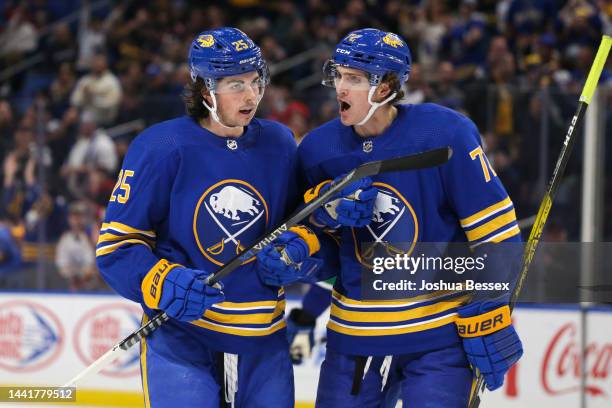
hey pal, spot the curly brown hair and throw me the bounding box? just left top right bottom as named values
left=182, top=78, right=210, bottom=120
left=381, top=73, right=405, bottom=105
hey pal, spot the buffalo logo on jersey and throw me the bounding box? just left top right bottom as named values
left=197, top=34, right=215, bottom=47
left=353, top=182, right=418, bottom=267
left=382, top=33, right=404, bottom=48
left=193, top=180, right=269, bottom=266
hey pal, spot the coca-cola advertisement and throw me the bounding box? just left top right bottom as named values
left=482, top=307, right=611, bottom=408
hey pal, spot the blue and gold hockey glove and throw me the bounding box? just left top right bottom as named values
left=257, top=226, right=323, bottom=286
left=141, top=260, right=225, bottom=322
left=305, top=175, right=378, bottom=229
left=286, top=308, right=316, bottom=364
left=456, top=301, right=523, bottom=391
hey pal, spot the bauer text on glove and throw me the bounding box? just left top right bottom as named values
left=141, top=259, right=225, bottom=322
left=456, top=301, right=523, bottom=391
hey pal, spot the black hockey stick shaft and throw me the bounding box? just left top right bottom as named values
left=205, top=146, right=452, bottom=285
left=65, top=147, right=452, bottom=386
left=469, top=35, right=611, bottom=408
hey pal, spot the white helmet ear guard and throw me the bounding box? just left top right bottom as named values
left=356, top=85, right=397, bottom=126
left=201, top=91, right=241, bottom=130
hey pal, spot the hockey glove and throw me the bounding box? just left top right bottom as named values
left=456, top=301, right=523, bottom=391
left=257, top=226, right=323, bottom=286
left=141, top=260, right=225, bottom=322
left=305, top=175, right=378, bottom=229
left=286, top=308, right=316, bottom=364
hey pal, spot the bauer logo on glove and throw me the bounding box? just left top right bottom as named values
left=456, top=304, right=511, bottom=337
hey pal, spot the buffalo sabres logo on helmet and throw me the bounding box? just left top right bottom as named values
left=194, top=180, right=268, bottom=266
left=382, top=33, right=404, bottom=48
left=353, top=182, right=418, bottom=266
left=345, top=33, right=363, bottom=43
left=197, top=34, right=215, bottom=48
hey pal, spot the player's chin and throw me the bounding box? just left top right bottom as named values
left=339, top=111, right=359, bottom=126
left=234, top=112, right=255, bottom=126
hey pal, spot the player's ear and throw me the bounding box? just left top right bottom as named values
left=374, top=82, right=392, bottom=102
left=202, top=89, right=213, bottom=106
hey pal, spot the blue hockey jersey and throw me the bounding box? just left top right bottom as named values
left=96, top=116, right=298, bottom=354
left=298, top=103, right=521, bottom=356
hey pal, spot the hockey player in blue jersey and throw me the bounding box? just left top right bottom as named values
left=297, top=28, right=524, bottom=407
left=96, top=27, right=323, bottom=408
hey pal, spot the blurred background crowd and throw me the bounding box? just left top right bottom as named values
left=0, top=0, right=611, bottom=295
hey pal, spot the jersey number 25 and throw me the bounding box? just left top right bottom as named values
left=110, top=169, right=134, bottom=203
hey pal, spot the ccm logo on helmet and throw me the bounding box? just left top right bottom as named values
left=336, top=48, right=350, bottom=55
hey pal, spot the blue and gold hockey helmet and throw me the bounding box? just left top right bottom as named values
left=188, top=27, right=270, bottom=92
left=323, top=28, right=412, bottom=89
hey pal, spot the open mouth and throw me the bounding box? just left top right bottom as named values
left=239, top=108, right=254, bottom=115
left=339, top=101, right=351, bottom=112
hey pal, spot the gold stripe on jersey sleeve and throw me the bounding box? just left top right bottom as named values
left=327, top=313, right=457, bottom=336
left=213, top=300, right=280, bottom=310
left=332, top=289, right=459, bottom=307
left=464, top=209, right=517, bottom=242
left=204, top=300, right=285, bottom=325
left=191, top=318, right=286, bottom=336
left=490, top=224, right=521, bottom=243
left=97, top=232, right=155, bottom=247
left=330, top=296, right=468, bottom=323
left=460, top=197, right=512, bottom=228
left=101, top=221, right=156, bottom=238
left=95, top=239, right=151, bottom=257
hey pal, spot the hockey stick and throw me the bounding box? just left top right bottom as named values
left=468, top=35, right=612, bottom=408
left=62, top=146, right=453, bottom=387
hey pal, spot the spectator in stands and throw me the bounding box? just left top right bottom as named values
left=0, top=6, right=38, bottom=60
left=431, top=61, right=466, bottom=110
left=558, top=0, right=603, bottom=54
left=506, top=0, right=556, bottom=40
left=42, top=23, right=77, bottom=71
left=0, top=101, right=15, bottom=158
left=55, top=201, right=98, bottom=291
left=76, top=16, right=108, bottom=71
left=402, top=64, right=432, bottom=104
left=401, top=0, right=449, bottom=78
left=1, top=124, right=48, bottom=221
left=467, top=43, right=520, bottom=135
left=61, top=111, right=117, bottom=200
left=260, top=34, right=287, bottom=65
left=49, top=62, right=76, bottom=118
left=70, top=53, right=122, bottom=125
left=440, top=0, right=488, bottom=80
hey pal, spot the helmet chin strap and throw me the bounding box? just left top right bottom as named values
left=202, top=89, right=265, bottom=130
left=356, top=86, right=397, bottom=126
left=202, top=91, right=240, bottom=129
